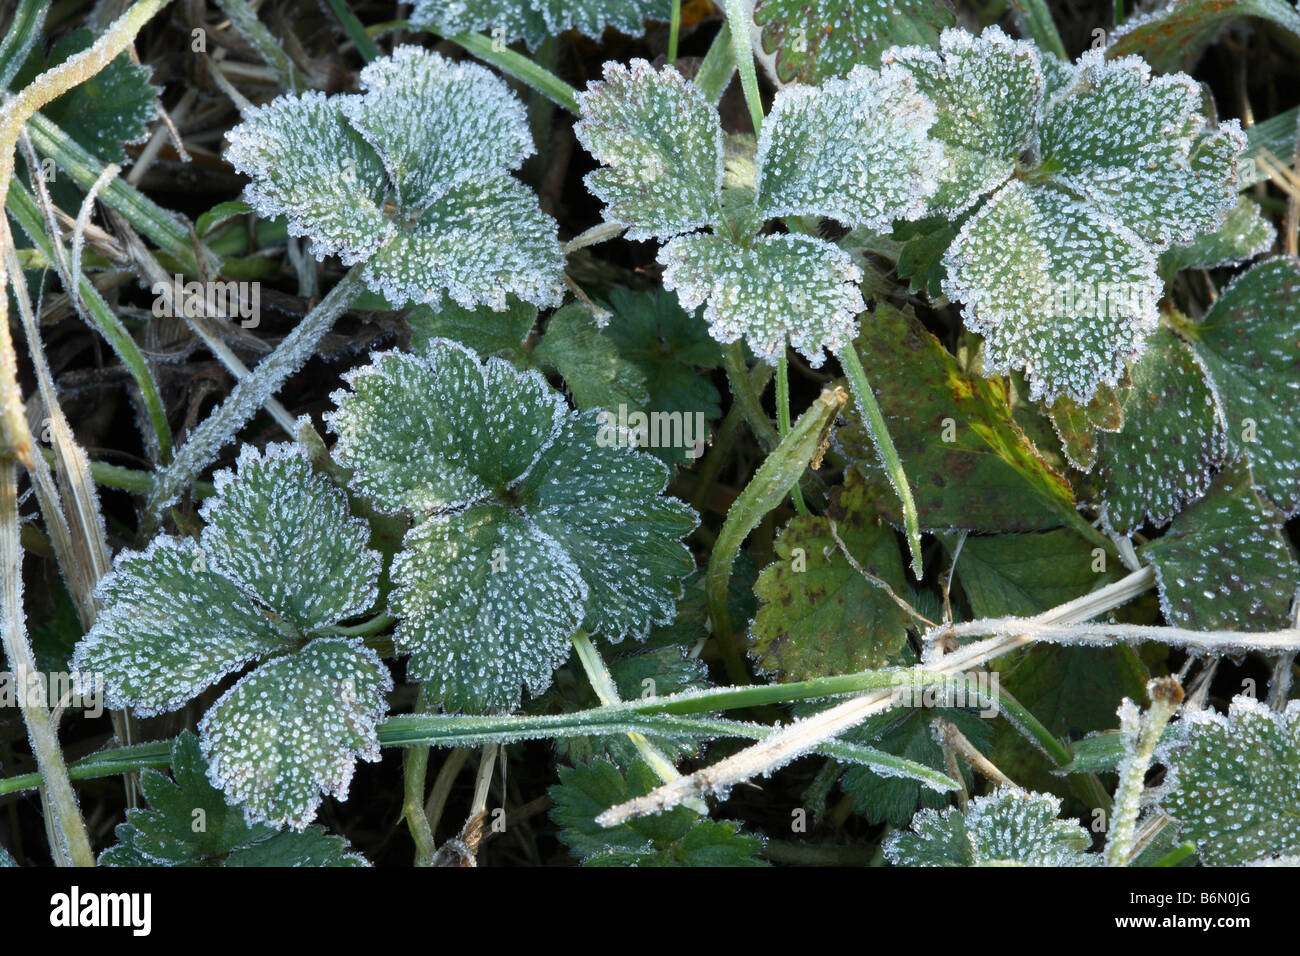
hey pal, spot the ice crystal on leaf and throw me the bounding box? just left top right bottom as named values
left=327, top=341, right=697, bottom=713
left=1159, top=197, right=1275, bottom=278
left=876, top=28, right=1246, bottom=402
left=576, top=58, right=940, bottom=363
left=225, top=47, right=563, bottom=310
left=73, top=445, right=389, bottom=829
left=884, top=786, right=1095, bottom=866
left=101, top=733, right=367, bottom=867
left=410, top=0, right=672, bottom=51
left=1161, top=696, right=1300, bottom=865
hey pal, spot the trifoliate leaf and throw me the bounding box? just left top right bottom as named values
left=1180, top=256, right=1300, bottom=515
left=943, top=179, right=1162, bottom=404
left=1162, top=696, right=1300, bottom=865
left=410, top=0, right=672, bottom=51
left=18, top=30, right=156, bottom=163
left=407, top=296, right=537, bottom=360
left=750, top=473, right=910, bottom=681
left=884, top=786, right=1095, bottom=866
left=1089, top=327, right=1227, bottom=534
left=72, top=537, right=285, bottom=716
left=533, top=304, right=652, bottom=412
left=881, top=25, right=1042, bottom=217
left=660, top=231, right=864, bottom=366
left=1139, top=459, right=1300, bottom=630
left=1107, top=0, right=1300, bottom=72
left=550, top=759, right=765, bottom=866
left=575, top=60, right=724, bottom=241
left=225, top=47, right=563, bottom=309
left=198, top=445, right=380, bottom=633
left=839, top=304, right=1076, bottom=532
left=753, top=0, right=954, bottom=84
left=328, top=342, right=696, bottom=712
left=1159, top=197, right=1275, bottom=279
left=199, top=638, right=391, bottom=830
left=1038, top=52, right=1244, bottom=252
left=754, top=63, right=943, bottom=229
left=1046, top=380, right=1127, bottom=473
left=99, top=732, right=367, bottom=867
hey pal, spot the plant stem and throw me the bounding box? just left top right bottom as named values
left=0, top=461, right=95, bottom=865
left=668, top=0, right=682, bottom=64
left=774, top=354, right=809, bottom=516
left=722, top=341, right=778, bottom=450
left=721, top=0, right=764, bottom=134
left=694, top=22, right=736, bottom=104
left=446, top=33, right=579, bottom=113
left=402, top=691, right=437, bottom=866
left=836, top=344, right=923, bottom=577
left=322, top=0, right=381, bottom=61
left=213, top=0, right=306, bottom=91
left=1105, top=678, right=1183, bottom=867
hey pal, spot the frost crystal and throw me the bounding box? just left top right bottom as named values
left=884, top=786, right=1096, bottom=866
left=1161, top=696, right=1300, bottom=865
left=225, top=46, right=563, bottom=310
left=327, top=341, right=697, bottom=713
left=72, top=444, right=389, bottom=829
left=409, top=0, right=672, bottom=51
left=878, top=27, right=1246, bottom=403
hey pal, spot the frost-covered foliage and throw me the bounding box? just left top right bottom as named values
left=575, top=58, right=941, bottom=364
left=884, top=787, right=1096, bottom=866
left=225, top=46, right=564, bottom=310
left=881, top=26, right=1245, bottom=402
left=72, top=445, right=390, bottom=830
left=326, top=339, right=697, bottom=713
left=410, top=0, right=673, bottom=50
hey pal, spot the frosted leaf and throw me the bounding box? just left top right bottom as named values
left=1161, top=696, right=1300, bottom=865
left=198, top=444, right=380, bottom=633
left=1090, top=327, right=1227, bottom=534
left=72, top=537, right=285, bottom=716
left=360, top=174, right=565, bottom=310
left=199, top=637, right=391, bottom=830
left=575, top=60, right=724, bottom=241
left=1107, top=0, right=1300, bottom=72
left=328, top=341, right=698, bottom=712
left=225, top=91, right=394, bottom=265
left=881, top=26, right=1043, bottom=217
left=100, top=732, right=367, bottom=867
left=1038, top=51, right=1244, bottom=251
left=754, top=63, right=943, bottom=229
left=327, top=345, right=566, bottom=515
left=660, top=232, right=864, bottom=367
left=884, top=786, right=1095, bottom=866
left=1182, top=256, right=1300, bottom=514
left=942, top=180, right=1161, bottom=403
left=752, top=0, right=954, bottom=84
left=1139, top=458, right=1300, bottom=630
left=409, top=0, right=672, bottom=51
left=531, top=304, right=652, bottom=412
left=518, top=412, right=697, bottom=640
left=1159, top=197, right=1276, bottom=278
left=1039, top=52, right=1076, bottom=103
left=341, top=46, right=533, bottom=212
left=224, top=48, right=563, bottom=310
left=391, top=506, right=587, bottom=713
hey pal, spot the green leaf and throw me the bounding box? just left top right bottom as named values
left=407, top=296, right=537, bottom=359
left=1140, top=459, right=1300, bottom=630
left=99, top=732, right=366, bottom=866
left=952, top=529, right=1117, bottom=619
left=891, top=215, right=962, bottom=297
left=1162, top=695, right=1300, bottom=865
left=1046, top=380, right=1126, bottom=473
left=1088, top=327, right=1227, bottom=534
left=1180, top=256, right=1300, bottom=515
left=753, top=0, right=954, bottom=84
left=660, top=231, right=865, bottom=366
left=1107, top=0, right=1300, bottom=72
left=574, top=60, right=724, bottom=241
left=329, top=343, right=697, bottom=712
left=750, top=473, right=910, bottom=681
left=841, top=304, right=1076, bottom=533
left=0, top=0, right=46, bottom=92
left=754, top=62, right=943, bottom=230
left=882, top=25, right=1042, bottom=217
left=410, top=0, right=672, bottom=50
left=943, top=179, right=1162, bottom=404
left=199, top=638, right=391, bottom=830
left=198, top=445, right=380, bottom=633
left=533, top=304, right=651, bottom=412
left=550, top=759, right=766, bottom=866
left=18, top=30, right=156, bottom=163
left=884, top=786, right=1096, bottom=866
left=1159, top=197, right=1276, bottom=279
